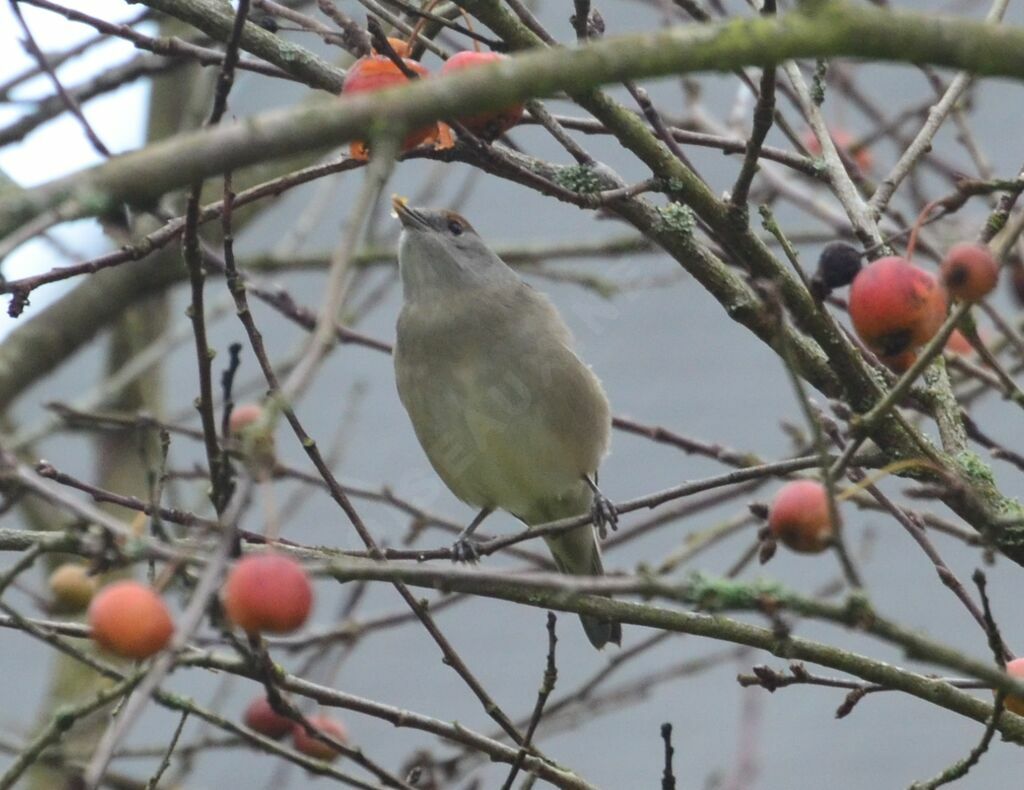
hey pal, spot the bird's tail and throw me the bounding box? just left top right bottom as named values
left=543, top=525, right=622, bottom=650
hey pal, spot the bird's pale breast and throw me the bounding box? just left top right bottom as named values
left=394, top=283, right=610, bottom=524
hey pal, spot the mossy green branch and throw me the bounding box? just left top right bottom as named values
left=138, top=0, right=346, bottom=91
left=4, top=2, right=1024, bottom=240
left=455, top=0, right=1024, bottom=565
left=323, top=559, right=1024, bottom=740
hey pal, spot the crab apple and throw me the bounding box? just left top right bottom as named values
left=292, top=715, right=349, bottom=761
left=49, top=562, right=98, bottom=612
left=440, top=51, right=524, bottom=140
left=802, top=127, right=873, bottom=173
left=849, top=256, right=948, bottom=357
left=244, top=696, right=294, bottom=739
left=88, top=581, right=174, bottom=659
left=223, top=553, right=313, bottom=635
left=940, top=242, right=999, bottom=302
left=341, top=55, right=443, bottom=159
left=1004, top=658, right=1024, bottom=715
left=768, top=480, right=834, bottom=553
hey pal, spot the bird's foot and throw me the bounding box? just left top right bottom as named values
left=451, top=535, right=481, bottom=564
left=591, top=492, right=619, bottom=541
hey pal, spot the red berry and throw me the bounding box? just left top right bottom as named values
left=802, top=127, right=873, bottom=173
left=292, top=715, right=349, bottom=761
left=440, top=51, right=524, bottom=140
left=341, top=56, right=439, bottom=158
left=89, top=581, right=174, bottom=659
left=940, top=242, right=998, bottom=303
left=849, top=256, right=948, bottom=357
left=768, top=480, right=834, bottom=554
left=244, top=696, right=294, bottom=739
left=1004, top=658, right=1024, bottom=716
left=223, top=554, right=313, bottom=634
left=945, top=329, right=973, bottom=357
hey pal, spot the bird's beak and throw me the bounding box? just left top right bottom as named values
left=391, top=195, right=429, bottom=230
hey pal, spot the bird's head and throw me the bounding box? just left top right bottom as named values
left=392, top=197, right=516, bottom=300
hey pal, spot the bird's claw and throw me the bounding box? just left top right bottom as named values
left=592, top=493, right=619, bottom=540
left=451, top=536, right=481, bottom=564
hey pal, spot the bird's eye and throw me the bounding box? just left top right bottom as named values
left=447, top=219, right=464, bottom=236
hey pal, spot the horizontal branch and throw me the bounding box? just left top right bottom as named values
left=322, top=559, right=1024, bottom=739
left=3, top=1, right=1024, bottom=241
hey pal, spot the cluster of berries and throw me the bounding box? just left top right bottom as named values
left=812, top=236, right=998, bottom=372
left=764, top=228, right=999, bottom=556
left=55, top=547, right=347, bottom=762
left=341, top=39, right=525, bottom=159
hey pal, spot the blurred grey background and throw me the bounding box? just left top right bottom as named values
left=2, top=0, right=1024, bottom=787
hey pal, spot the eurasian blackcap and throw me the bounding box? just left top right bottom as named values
left=392, top=198, right=621, bottom=649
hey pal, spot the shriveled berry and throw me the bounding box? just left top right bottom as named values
left=811, top=241, right=862, bottom=298
left=49, top=563, right=98, bottom=612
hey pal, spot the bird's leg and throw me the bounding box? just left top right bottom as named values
left=452, top=507, right=493, bottom=563
left=584, top=473, right=618, bottom=540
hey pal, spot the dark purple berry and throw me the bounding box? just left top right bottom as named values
left=810, top=242, right=863, bottom=298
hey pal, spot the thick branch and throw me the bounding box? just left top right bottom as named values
left=4, top=2, right=1024, bottom=240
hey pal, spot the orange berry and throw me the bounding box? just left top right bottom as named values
left=292, top=715, right=348, bottom=761
left=381, top=37, right=412, bottom=58
left=440, top=51, right=524, bottom=140
left=1004, top=658, right=1024, bottom=715
left=48, top=563, right=97, bottom=612
left=940, top=242, right=998, bottom=303
left=341, top=55, right=437, bottom=159
left=223, top=554, right=313, bottom=635
left=768, top=480, right=834, bottom=553
left=244, top=696, right=294, bottom=739
left=88, top=581, right=174, bottom=659
left=849, top=256, right=948, bottom=357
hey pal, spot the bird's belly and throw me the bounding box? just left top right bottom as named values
left=399, top=362, right=588, bottom=520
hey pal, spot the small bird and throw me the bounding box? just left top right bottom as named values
left=392, top=198, right=621, bottom=649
